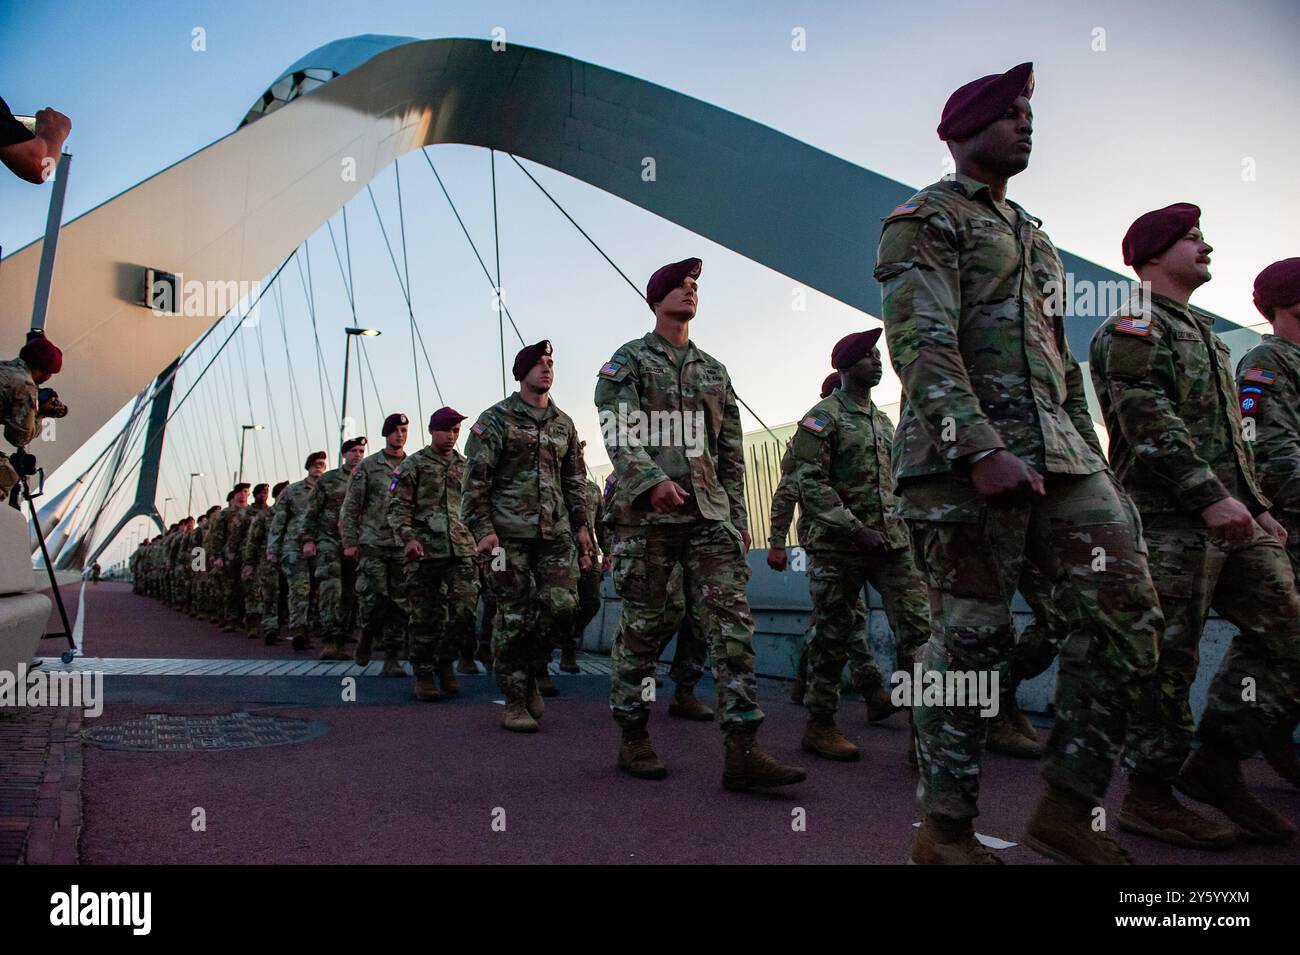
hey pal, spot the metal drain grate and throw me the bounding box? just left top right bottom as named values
left=82, top=712, right=328, bottom=752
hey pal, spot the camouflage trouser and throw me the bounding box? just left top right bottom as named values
left=906, top=471, right=1161, bottom=821
left=356, top=548, right=408, bottom=656
left=1009, top=561, right=1077, bottom=694
left=805, top=546, right=930, bottom=720
left=569, top=567, right=603, bottom=652
left=405, top=555, right=479, bottom=676
left=314, top=540, right=357, bottom=642
left=609, top=521, right=760, bottom=733
left=1123, top=513, right=1300, bottom=778
left=487, top=536, right=578, bottom=699
left=221, top=561, right=245, bottom=626
left=281, top=555, right=317, bottom=638
left=657, top=562, right=708, bottom=689
left=172, top=570, right=189, bottom=612
left=256, top=561, right=284, bottom=635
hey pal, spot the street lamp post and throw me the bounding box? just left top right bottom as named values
left=340, top=327, right=381, bottom=462
left=187, top=472, right=205, bottom=517
left=238, top=424, right=264, bottom=484
left=163, top=497, right=176, bottom=526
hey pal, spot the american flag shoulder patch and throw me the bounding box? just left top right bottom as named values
left=471, top=421, right=487, bottom=436
left=1244, top=367, right=1277, bottom=385
left=599, top=361, right=622, bottom=378
left=1113, top=316, right=1152, bottom=337
left=885, top=197, right=926, bottom=219
left=800, top=415, right=827, bottom=434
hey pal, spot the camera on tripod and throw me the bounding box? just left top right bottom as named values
left=38, top=387, right=68, bottom=419
left=9, top=448, right=37, bottom=478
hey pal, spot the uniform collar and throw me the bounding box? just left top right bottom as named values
left=832, top=389, right=874, bottom=416
left=507, top=391, right=555, bottom=420
left=949, top=175, right=1041, bottom=227
left=645, top=330, right=698, bottom=363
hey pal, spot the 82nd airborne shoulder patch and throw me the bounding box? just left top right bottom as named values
left=1239, top=384, right=1263, bottom=416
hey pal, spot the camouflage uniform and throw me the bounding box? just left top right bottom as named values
left=1238, top=334, right=1300, bottom=571
left=268, top=478, right=319, bottom=641
left=340, top=449, right=409, bottom=658
left=462, top=393, right=586, bottom=699
left=304, top=464, right=358, bottom=646
left=0, top=357, right=41, bottom=497
left=570, top=480, right=606, bottom=654
left=595, top=331, right=757, bottom=733
left=203, top=507, right=234, bottom=621
left=1092, top=292, right=1300, bottom=777
left=388, top=446, right=479, bottom=677
left=874, top=175, right=1162, bottom=821
left=240, top=503, right=271, bottom=630
left=220, top=504, right=252, bottom=626
left=790, top=388, right=930, bottom=718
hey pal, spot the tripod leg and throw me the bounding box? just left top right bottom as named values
left=24, top=480, right=76, bottom=654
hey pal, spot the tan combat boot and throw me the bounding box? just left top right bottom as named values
left=535, top=669, right=558, bottom=697
left=909, top=815, right=1004, bottom=865
left=525, top=678, right=545, bottom=720
left=436, top=662, right=460, bottom=697
left=502, top=698, right=539, bottom=733
left=863, top=685, right=902, bottom=723
left=1004, top=697, right=1039, bottom=741
left=1025, top=786, right=1135, bottom=864
left=618, top=727, right=668, bottom=779
left=559, top=647, right=581, bottom=674
left=1176, top=745, right=1296, bottom=844
left=353, top=630, right=374, bottom=666
left=801, top=715, right=861, bottom=761
left=1263, top=727, right=1300, bottom=792
left=788, top=674, right=806, bottom=706
left=381, top=653, right=406, bottom=678
left=722, top=726, right=807, bottom=792
left=986, top=709, right=1044, bottom=759
left=317, top=638, right=345, bottom=662
left=668, top=686, right=715, bottom=722
left=456, top=652, right=479, bottom=675
left=414, top=675, right=441, bottom=702
left=1118, top=775, right=1234, bottom=850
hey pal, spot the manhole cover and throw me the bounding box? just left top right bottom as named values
left=82, top=712, right=328, bottom=752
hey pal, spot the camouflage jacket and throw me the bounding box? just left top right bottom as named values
left=462, top=393, right=587, bottom=542
left=0, top=357, right=40, bottom=449
left=222, top=505, right=254, bottom=563
left=268, top=478, right=318, bottom=560
left=303, top=465, right=354, bottom=546
left=790, top=389, right=911, bottom=552
left=1237, top=335, right=1300, bottom=513
left=243, top=502, right=275, bottom=565
left=1091, top=291, right=1267, bottom=515
left=580, top=479, right=605, bottom=561
left=163, top=529, right=184, bottom=571
left=594, top=331, right=748, bottom=529
left=768, top=443, right=803, bottom=549
left=340, top=449, right=406, bottom=552
left=204, top=506, right=237, bottom=565
left=874, top=176, right=1105, bottom=517
left=387, top=447, right=475, bottom=558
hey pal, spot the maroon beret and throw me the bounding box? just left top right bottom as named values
left=646, top=257, right=702, bottom=312
left=253, top=483, right=269, bottom=495
left=304, top=451, right=327, bottom=468
left=381, top=413, right=409, bottom=436
left=232, top=483, right=250, bottom=494
left=429, top=406, right=467, bottom=432
left=512, top=340, right=553, bottom=380
left=19, top=336, right=63, bottom=374
left=1122, top=203, right=1200, bottom=267
left=1253, top=258, right=1300, bottom=318
left=820, top=372, right=841, bottom=399
left=272, top=480, right=290, bottom=497
left=341, top=436, right=367, bottom=454
left=937, top=62, right=1034, bottom=142
left=831, top=328, right=883, bottom=371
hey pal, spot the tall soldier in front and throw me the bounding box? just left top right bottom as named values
left=389, top=407, right=480, bottom=702
left=1092, top=211, right=1300, bottom=847
left=304, top=437, right=366, bottom=661
left=341, top=415, right=411, bottom=677
left=790, top=329, right=927, bottom=761
left=596, top=257, right=805, bottom=790
left=1236, top=257, right=1300, bottom=790
left=462, top=342, right=591, bottom=732
left=874, top=63, right=1162, bottom=863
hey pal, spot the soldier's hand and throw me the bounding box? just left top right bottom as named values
left=302, top=541, right=317, bottom=558
left=212, top=557, right=224, bottom=570
left=1257, top=510, right=1288, bottom=546
left=1200, top=497, right=1256, bottom=541
left=854, top=526, right=887, bottom=557
left=35, top=107, right=72, bottom=142
left=740, top=529, right=751, bottom=552
left=476, top=532, right=500, bottom=556
left=970, top=450, right=1045, bottom=505
left=37, top=397, right=67, bottom=419
left=767, top=548, right=788, bottom=572
left=241, top=566, right=253, bottom=581
left=576, top=526, right=594, bottom=571
left=601, top=554, right=611, bottom=574
left=405, top=539, right=424, bottom=560
left=648, top=479, right=691, bottom=513
left=343, top=546, right=358, bottom=560
left=266, top=551, right=278, bottom=564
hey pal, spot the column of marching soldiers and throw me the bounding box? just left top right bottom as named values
left=125, top=60, right=1300, bottom=865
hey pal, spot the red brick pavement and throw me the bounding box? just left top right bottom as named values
left=0, top=704, right=83, bottom=865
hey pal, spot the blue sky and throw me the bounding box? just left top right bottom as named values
left=2, top=0, right=1298, bottom=565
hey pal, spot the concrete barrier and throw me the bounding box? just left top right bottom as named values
left=0, top=505, right=52, bottom=678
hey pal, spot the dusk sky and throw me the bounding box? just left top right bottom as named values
left=2, top=0, right=1297, bottom=565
